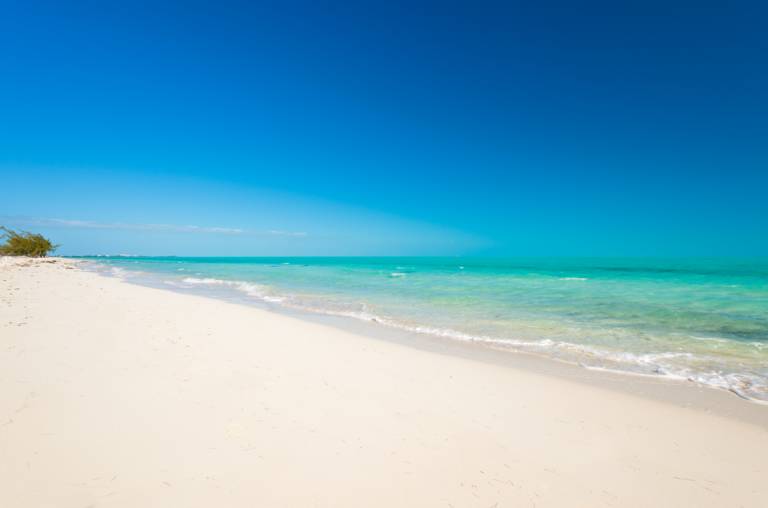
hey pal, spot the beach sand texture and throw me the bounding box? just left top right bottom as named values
left=1, top=257, right=766, bottom=507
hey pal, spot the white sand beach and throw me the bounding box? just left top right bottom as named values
left=1, top=257, right=766, bottom=507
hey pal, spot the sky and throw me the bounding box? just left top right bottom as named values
left=1, top=1, right=766, bottom=256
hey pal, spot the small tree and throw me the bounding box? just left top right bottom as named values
left=0, top=227, right=58, bottom=257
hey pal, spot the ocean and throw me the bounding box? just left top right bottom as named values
left=77, top=256, right=768, bottom=402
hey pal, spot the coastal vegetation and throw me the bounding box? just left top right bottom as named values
left=0, top=227, right=58, bottom=257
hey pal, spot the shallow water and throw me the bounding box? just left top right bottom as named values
left=77, top=256, right=768, bottom=401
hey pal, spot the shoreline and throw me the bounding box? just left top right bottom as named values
left=2, top=256, right=767, bottom=506
left=82, top=257, right=768, bottom=425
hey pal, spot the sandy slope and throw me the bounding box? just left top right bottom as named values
left=1, top=257, right=766, bottom=507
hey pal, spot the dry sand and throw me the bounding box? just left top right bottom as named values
left=1, top=257, right=766, bottom=507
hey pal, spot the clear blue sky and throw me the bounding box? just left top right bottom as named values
left=1, top=1, right=766, bottom=256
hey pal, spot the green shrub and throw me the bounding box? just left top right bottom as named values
left=0, top=227, right=58, bottom=257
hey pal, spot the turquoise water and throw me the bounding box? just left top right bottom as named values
left=79, top=256, right=768, bottom=401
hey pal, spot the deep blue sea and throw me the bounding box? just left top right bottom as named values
left=77, top=256, right=768, bottom=401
